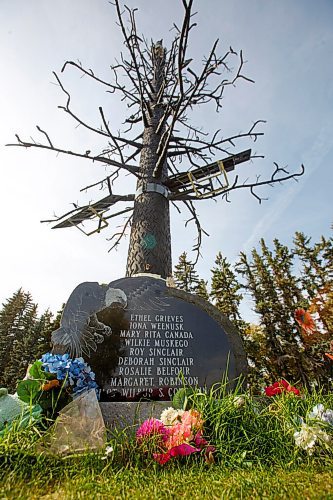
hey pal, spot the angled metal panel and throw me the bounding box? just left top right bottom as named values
left=52, top=194, right=135, bottom=229
left=165, top=149, right=251, bottom=192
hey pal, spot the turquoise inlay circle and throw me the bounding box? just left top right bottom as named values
left=141, top=234, right=157, bottom=249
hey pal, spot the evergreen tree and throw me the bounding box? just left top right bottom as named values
left=237, top=235, right=332, bottom=389
left=210, top=252, right=244, bottom=328
left=242, top=323, right=270, bottom=392
left=259, top=238, right=305, bottom=340
left=25, top=309, right=54, bottom=364
left=2, top=294, right=38, bottom=391
left=174, top=252, right=201, bottom=293
left=239, top=248, right=291, bottom=382
left=293, top=232, right=333, bottom=363
left=293, top=232, right=333, bottom=299
left=0, top=290, right=32, bottom=378
left=195, top=279, right=209, bottom=301
left=0, top=290, right=61, bottom=392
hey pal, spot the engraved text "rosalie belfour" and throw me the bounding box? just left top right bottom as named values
left=113, top=313, right=196, bottom=393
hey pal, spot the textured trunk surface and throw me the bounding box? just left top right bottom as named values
left=126, top=46, right=172, bottom=279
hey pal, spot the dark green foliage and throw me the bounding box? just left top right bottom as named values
left=0, top=289, right=30, bottom=375
left=28, top=360, right=46, bottom=381
left=16, top=379, right=41, bottom=404
left=293, top=231, right=333, bottom=299
left=195, top=279, right=209, bottom=300
left=16, top=360, right=67, bottom=411
left=0, top=290, right=37, bottom=390
left=210, top=251, right=245, bottom=331
left=31, top=310, right=54, bottom=359
left=236, top=232, right=333, bottom=390
left=174, top=252, right=204, bottom=296
left=0, top=290, right=59, bottom=392
left=3, top=299, right=39, bottom=390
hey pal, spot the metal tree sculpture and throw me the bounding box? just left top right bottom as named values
left=8, top=0, right=304, bottom=279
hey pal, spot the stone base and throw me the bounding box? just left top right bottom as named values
left=100, top=401, right=170, bottom=431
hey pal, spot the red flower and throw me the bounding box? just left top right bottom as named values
left=265, top=380, right=300, bottom=397
left=294, top=308, right=316, bottom=334
left=153, top=451, right=171, bottom=465
left=169, top=443, right=200, bottom=457
left=153, top=444, right=199, bottom=465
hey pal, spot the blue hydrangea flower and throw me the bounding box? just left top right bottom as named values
left=40, top=352, right=100, bottom=399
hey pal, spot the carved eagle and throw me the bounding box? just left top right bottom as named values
left=51, top=282, right=127, bottom=358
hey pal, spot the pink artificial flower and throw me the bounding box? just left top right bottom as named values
left=169, top=443, right=200, bottom=457
left=181, top=409, right=204, bottom=431
left=136, top=418, right=169, bottom=442
left=164, top=409, right=204, bottom=449
left=153, top=443, right=200, bottom=464
left=265, top=380, right=300, bottom=397
left=150, top=410, right=214, bottom=465
left=165, top=422, right=187, bottom=449
left=193, top=431, right=208, bottom=448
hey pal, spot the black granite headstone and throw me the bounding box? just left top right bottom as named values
left=52, top=276, right=247, bottom=401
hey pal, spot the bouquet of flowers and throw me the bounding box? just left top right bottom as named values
left=16, top=352, right=99, bottom=412
left=136, top=407, right=215, bottom=464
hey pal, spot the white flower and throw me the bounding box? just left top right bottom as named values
left=309, top=404, right=324, bottom=419
left=247, top=359, right=256, bottom=368
left=233, top=396, right=245, bottom=408
left=160, top=407, right=184, bottom=426
left=294, top=424, right=317, bottom=454
left=309, top=404, right=333, bottom=426
left=101, top=445, right=114, bottom=460
left=294, top=422, right=331, bottom=455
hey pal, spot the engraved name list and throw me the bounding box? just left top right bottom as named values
left=108, top=313, right=199, bottom=399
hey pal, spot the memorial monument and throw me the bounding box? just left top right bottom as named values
left=9, top=1, right=304, bottom=406
left=52, top=276, right=247, bottom=402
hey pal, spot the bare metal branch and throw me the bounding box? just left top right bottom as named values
left=107, top=213, right=133, bottom=251
left=61, top=60, right=141, bottom=104
left=7, top=134, right=140, bottom=176
left=183, top=199, right=209, bottom=265
left=170, top=164, right=305, bottom=201
left=36, top=125, right=53, bottom=148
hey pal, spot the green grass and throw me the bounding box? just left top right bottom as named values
left=1, top=384, right=333, bottom=498
left=186, top=382, right=333, bottom=467
left=1, top=463, right=333, bottom=499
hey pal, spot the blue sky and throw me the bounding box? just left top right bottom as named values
left=0, top=0, right=332, bottom=319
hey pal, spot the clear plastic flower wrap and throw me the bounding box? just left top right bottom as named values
left=38, top=389, right=106, bottom=455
